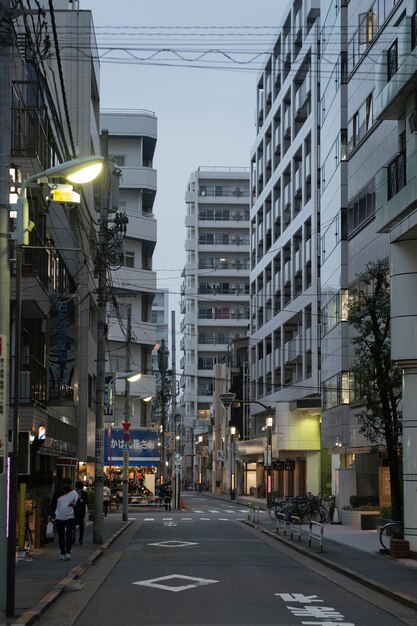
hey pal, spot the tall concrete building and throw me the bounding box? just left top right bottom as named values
left=100, top=110, right=158, bottom=428
left=4, top=0, right=102, bottom=487
left=180, top=167, right=250, bottom=480
left=248, top=0, right=322, bottom=497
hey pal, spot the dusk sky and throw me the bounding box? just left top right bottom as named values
left=81, top=0, right=286, bottom=324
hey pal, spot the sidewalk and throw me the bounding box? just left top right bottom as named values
left=6, top=516, right=131, bottom=626
left=205, top=490, right=417, bottom=610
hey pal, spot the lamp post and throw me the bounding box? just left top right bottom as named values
left=101, top=370, right=142, bottom=525
left=219, top=393, right=276, bottom=506
left=265, top=416, right=273, bottom=508
left=230, top=426, right=236, bottom=500
left=6, top=155, right=104, bottom=616
left=196, top=435, right=203, bottom=490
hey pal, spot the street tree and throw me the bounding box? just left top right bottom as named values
left=348, top=259, right=402, bottom=522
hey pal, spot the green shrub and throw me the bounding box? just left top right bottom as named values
left=349, top=495, right=379, bottom=508
left=380, top=506, right=392, bottom=519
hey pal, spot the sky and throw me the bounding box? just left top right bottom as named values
left=81, top=0, right=286, bottom=323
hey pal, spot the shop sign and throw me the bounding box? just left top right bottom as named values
left=104, top=428, right=160, bottom=466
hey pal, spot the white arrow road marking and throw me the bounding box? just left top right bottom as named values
left=148, top=540, right=198, bottom=548
left=133, top=574, right=218, bottom=593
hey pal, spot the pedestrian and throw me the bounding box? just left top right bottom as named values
left=163, top=483, right=172, bottom=511
left=72, top=480, right=88, bottom=544
left=103, top=482, right=111, bottom=517
left=156, top=483, right=165, bottom=510
left=48, top=477, right=78, bottom=561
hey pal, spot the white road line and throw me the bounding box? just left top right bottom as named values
left=218, top=518, right=229, bottom=521
left=200, top=517, right=211, bottom=520
left=144, top=518, right=154, bottom=521
left=163, top=517, right=173, bottom=521
left=192, top=510, right=203, bottom=513
left=209, top=510, right=219, bottom=513
left=181, top=517, right=192, bottom=520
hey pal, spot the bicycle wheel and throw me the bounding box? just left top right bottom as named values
left=319, top=506, right=330, bottom=523
left=308, top=508, right=322, bottom=523
left=268, top=505, right=277, bottom=520
left=379, top=522, right=403, bottom=550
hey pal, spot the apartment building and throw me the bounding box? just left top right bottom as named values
left=180, top=167, right=250, bottom=480
left=5, top=0, right=102, bottom=491
left=355, top=0, right=417, bottom=551
left=249, top=0, right=322, bottom=497
left=100, top=110, right=158, bottom=429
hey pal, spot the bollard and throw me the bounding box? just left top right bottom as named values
left=247, top=501, right=253, bottom=521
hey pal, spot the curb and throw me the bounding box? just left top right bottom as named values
left=243, top=520, right=417, bottom=612
left=10, top=521, right=133, bottom=626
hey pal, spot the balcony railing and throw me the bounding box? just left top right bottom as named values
left=48, top=381, right=75, bottom=403
left=10, top=355, right=47, bottom=406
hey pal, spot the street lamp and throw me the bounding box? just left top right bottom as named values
left=100, top=371, right=141, bottom=525
left=265, top=416, right=273, bottom=508
left=230, top=426, right=236, bottom=500
left=6, top=155, right=104, bottom=617
left=197, top=435, right=203, bottom=490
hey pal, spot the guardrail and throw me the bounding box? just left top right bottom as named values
left=275, top=513, right=301, bottom=541
left=308, top=520, right=324, bottom=552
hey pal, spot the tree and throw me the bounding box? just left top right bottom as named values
left=348, top=259, right=402, bottom=522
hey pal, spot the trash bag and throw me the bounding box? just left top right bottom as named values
left=46, top=521, right=54, bottom=539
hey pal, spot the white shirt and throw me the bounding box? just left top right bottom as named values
left=55, top=489, right=78, bottom=520
left=103, top=486, right=110, bottom=501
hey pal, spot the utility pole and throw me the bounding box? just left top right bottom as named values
left=0, top=0, right=12, bottom=618
left=93, top=131, right=109, bottom=544
left=122, top=304, right=132, bottom=522
left=157, top=339, right=169, bottom=480
left=171, top=310, right=180, bottom=509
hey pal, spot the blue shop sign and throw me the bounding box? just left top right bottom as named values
left=104, top=428, right=160, bottom=466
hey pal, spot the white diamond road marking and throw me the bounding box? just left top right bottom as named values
left=148, top=540, right=198, bottom=548
left=133, top=574, right=218, bottom=593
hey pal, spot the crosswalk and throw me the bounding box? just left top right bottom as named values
left=139, top=509, right=251, bottom=523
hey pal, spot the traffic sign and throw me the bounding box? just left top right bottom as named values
left=122, top=421, right=131, bottom=432
left=121, top=431, right=132, bottom=446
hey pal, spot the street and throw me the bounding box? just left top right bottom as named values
left=37, top=494, right=417, bottom=626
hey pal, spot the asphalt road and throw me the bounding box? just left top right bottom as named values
left=38, top=494, right=417, bottom=626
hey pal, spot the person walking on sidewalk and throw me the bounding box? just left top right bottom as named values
left=48, top=477, right=78, bottom=560
left=103, top=482, right=111, bottom=517
left=73, top=480, right=88, bottom=544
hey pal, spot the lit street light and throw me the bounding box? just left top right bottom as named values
left=230, top=426, right=236, bottom=500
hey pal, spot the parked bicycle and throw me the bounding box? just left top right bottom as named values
left=379, top=521, right=403, bottom=550
left=268, top=493, right=329, bottom=523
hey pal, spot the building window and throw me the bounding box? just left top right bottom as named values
left=387, top=40, right=398, bottom=82
left=358, top=11, right=377, bottom=48
left=347, top=93, right=374, bottom=155
left=347, top=178, right=375, bottom=235
left=110, top=155, right=125, bottom=166
left=387, top=150, right=406, bottom=200
left=123, top=251, right=135, bottom=268
left=412, top=11, right=417, bottom=50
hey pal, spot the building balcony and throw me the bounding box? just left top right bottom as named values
left=10, top=356, right=47, bottom=407
left=375, top=140, right=414, bottom=233
left=120, top=166, right=157, bottom=191
left=112, top=267, right=156, bottom=294
left=374, top=17, right=417, bottom=121
left=126, top=212, right=157, bottom=242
